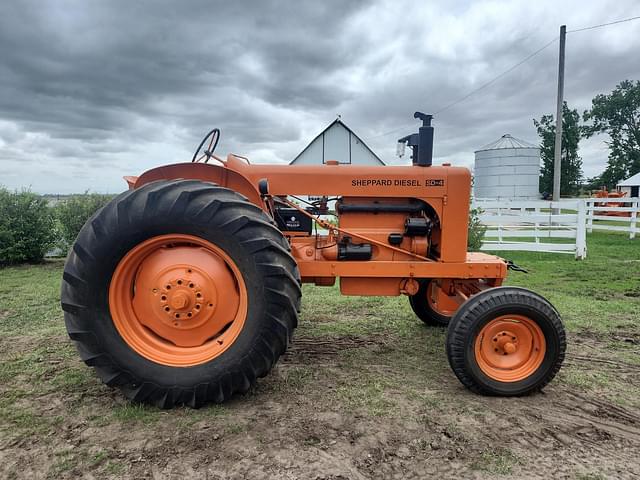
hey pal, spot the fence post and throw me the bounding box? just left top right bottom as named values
left=575, top=200, right=587, bottom=260
left=631, top=198, right=638, bottom=240
left=586, top=200, right=593, bottom=233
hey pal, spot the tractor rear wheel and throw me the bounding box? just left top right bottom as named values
left=61, top=179, right=301, bottom=408
left=409, top=279, right=454, bottom=327
left=446, top=287, right=565, bottom=396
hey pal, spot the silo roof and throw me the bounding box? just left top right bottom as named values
left=476, top=134, right=537, bottom=152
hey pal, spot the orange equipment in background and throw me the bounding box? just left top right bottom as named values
left=60, top=113, right=566, bottom=409
left=594, top=188, right=632, bottom=217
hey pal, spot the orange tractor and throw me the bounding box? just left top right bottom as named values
left=594, top=188, right=633, bottom=217
left=61, top=113, right=565, bottom=408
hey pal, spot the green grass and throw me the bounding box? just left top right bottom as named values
left=48, top=449, right=79, bottom=478
left=559, top=370, right=612, bottom=389
left=111, top=403, right=162, bottom=424
left=486, top=231, right=640, bottom=333
left=335, top=377, right=393, bottom=417
left=0, top=260, right=63, bottom=336
left=103, top=460, right=127, bottom=476
left=470, top=448, right=520, bottom=475
left=293, top=231, right=640, bottom=413
left=0, top=232, right=638, bottom=478
left=575, top=473, right=607, bottom=480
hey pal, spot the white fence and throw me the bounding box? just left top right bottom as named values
left=473, top=197, right=640, bottom=259
left=472, top=199, right=587, bottom=259
left=585, top=197, right=639, bottom=239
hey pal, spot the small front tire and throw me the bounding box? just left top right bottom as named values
left=446, top=287, right=565, bottom=396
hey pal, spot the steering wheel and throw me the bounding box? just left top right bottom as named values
left=191, top=128, right=220, bottom=163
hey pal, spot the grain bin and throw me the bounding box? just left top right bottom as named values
left=473, top=134, right=540, bottom=199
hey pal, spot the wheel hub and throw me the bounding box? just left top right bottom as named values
left=167, top=290, right=189, bottom=310
left=109, top=234, right=248, bottom=366
left=109, top=235, right=249, bottom=366
left=491, top=330, right=519, bottom=355
left=130, top=246, right=234, bottom=347
left=156, top=273, right=215, bottom=325
left=474, top=315, right=546, bottom=382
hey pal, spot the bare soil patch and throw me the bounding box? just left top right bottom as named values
left=1, top=327, right=639, bottom=479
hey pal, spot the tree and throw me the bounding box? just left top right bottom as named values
left=534, top=102, right=583, bottom=197
left=583, top=80, right=640, bottom=189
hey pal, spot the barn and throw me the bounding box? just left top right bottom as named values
left=291, top=118, right=384, bottom=166
left=617, top=172, right=640, bottom=198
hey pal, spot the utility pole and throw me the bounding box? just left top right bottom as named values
left=552, top=25, right=566, bottom=205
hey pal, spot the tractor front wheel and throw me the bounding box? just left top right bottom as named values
left=61, top=180, right=301, bottom=408
left=446, top=287, right=565, bottom=395
left=409, top=279, right=455, bottom=327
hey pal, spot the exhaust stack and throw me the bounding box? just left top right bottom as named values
left=397, top=111, right=434, bottom=167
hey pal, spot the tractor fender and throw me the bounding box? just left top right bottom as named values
left=130, top=162, right=264, bottom=208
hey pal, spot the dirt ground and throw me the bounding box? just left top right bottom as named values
left=1, top=241, right=639, bottom=479
left=1, top=329, right=639, bottom=479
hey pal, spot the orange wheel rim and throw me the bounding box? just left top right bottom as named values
left=427, top=282, right=456, bottom=317
left=474, top=315, right=546, bottom=382
left=109, top=234, right=248, bottom=367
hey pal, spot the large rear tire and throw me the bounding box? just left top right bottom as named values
left=61, top=180, right=301, bottom=408
left=446, top=287, right=565, bottom=396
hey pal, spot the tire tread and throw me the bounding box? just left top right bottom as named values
left=61, top=179, right=300, bottom=408
left=446, top=286, right=566, bottom=396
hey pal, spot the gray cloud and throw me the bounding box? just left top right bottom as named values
left=0, top=0, right=639, bottom=193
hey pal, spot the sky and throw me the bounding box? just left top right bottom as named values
left=0, top=0, right=639, bottom=194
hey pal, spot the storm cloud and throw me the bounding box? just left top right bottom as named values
left=0, top=0, right=639, bottom=193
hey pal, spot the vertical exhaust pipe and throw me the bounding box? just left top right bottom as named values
left=397, top=112, right=434, bottom=167
left=414, top=112, right=433, bottom=167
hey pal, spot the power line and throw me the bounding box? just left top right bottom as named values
left=367, top=36, right=558, bottom=140
left=433, top=36, right=558, bottom=116
left=366, top=14, right=640, bottom=142
left=568, top=15, right=640, bottom=33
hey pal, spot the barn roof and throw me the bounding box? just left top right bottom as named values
left=618, top=171, right=640, bottom=187
left=290, top=118, right=384, bottom=165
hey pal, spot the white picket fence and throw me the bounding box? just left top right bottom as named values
left=473, top=197, right=640, bottom=259
left=585, top=197, right=639, bottom=239
left=473, top=199, right=587, bottom=259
